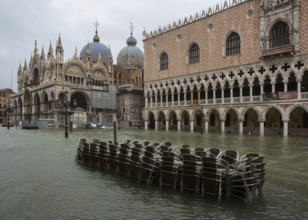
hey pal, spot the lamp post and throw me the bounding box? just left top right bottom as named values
left=6, top=102, right=11, bottom=130
left=112, top=109, right=122, bottom=143
left=59, top=92, right=70, bottom=138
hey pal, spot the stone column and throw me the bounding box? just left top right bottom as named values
left=250, top=85, right=253, bottom=102
left=160, top=95, right=163, bottom=107
left=184, top=92, right=187, bottom=106
left=221, top=88, right=225, bottom=104
left=239, top=119, right=243, bottom=134
left=171, top=92, right=174, bottom=107
left=144, top=120, right=148, bottom=130
left=272, top=83, right=275, bottom=93
left=190, top=120, right=194, bottom=132
left=240, top=86, right=243, bottom=102
left=166, top=93, right=168, bottom=107
left=260, top=84, right=264, bottom=101
left=297, top=80, right=301, bottom=100
left=213, top=89, right=216, bottom=104
left=145, top=97, right=148, bottom=108
left=284, top=82, right=288, bottom=92
left=259, top=121, right=265, bottom=136
left=155, top=120, right=158, bottom=130
left=22, top=105, right=26, bottom=121
left=153, top=94, right=157, bottom=107
left=190, top=92, right=194, bottom=106
left=150, top=95, right=153, bottom=108
left=166, top=120, right=169, bottom=131
left=221, top=120, right=225, bottom=134
left=230, top=86, right=234, bottom=103
left=204, top=119, right=209, bottom=134
left=177, top=93, right=180, bottom=106
left=177, top=120, right=181, bottom=131
left=283, top=120, right=289, bottom=137
left=205, top=89, right=208, bottom=105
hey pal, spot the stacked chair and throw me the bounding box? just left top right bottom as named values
left=201, top=156, right=229, bottom=201
left=180, top=154, right=202, bottom=194
left=75, top=138, right=266, bottom=203
left=159, top=151, right=180, bottom=189
left=127, top=144, right=143, bottom=180
left=139, top=145, right=160, bottom=184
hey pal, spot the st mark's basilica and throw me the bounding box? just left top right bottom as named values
left=9, top=0, right=308, bottom=136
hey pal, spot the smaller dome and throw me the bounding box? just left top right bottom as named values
left=80, top=42, right=109, bottom=60
left=117, top=25, right=144, bottom=69
left=80, top=28, right=111, bottom=61
left=126, top=35, right=137, bottom=46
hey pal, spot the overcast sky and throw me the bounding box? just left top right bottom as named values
left=0, top=0, right=223, bottom=91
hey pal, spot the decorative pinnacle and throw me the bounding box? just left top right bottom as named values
left=129, top=22, right=134, bottom=36
left=94, top=18, right=100, bottom=34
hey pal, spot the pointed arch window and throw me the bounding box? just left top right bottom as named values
left=270, top=21, right=290, bottom=48
left=226, top=32, right=241, bottom=56
left=189, top=43, right=200, bottom=64
left=160, top=52, right=168, bottom=70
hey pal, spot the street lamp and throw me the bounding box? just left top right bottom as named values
left=58, top=92, right=70, bottom=138
left=6, top=101, right=11, bottom=130
left=112, top=108, right=122, bottom=143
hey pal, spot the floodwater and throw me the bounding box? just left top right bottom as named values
left=0, top=127, right=307, bottom=220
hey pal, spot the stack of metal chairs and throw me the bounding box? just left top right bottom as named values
left=75, top=139, right=265, bottom=203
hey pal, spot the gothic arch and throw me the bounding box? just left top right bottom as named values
left=285, top=104, right=308, bottom=120
left=33, top=93, right=41, bottom=119
left=168, top=110, right=178, bottom=130
left=157, top=110, right=166, bottom=130
left=221, top=107, right=240, bottom=121
left=70, top=91, right=90, bottom=111
left=241, top=106, right=262, bottom=121
left=262, top=104, right=286, bottom=121
left=225, top=31, right=241, bottom=56
left=64, top=62, right=86, bottom=76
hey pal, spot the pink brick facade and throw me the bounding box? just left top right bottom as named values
left=142, top=0, right=308, bottom=137
left=299, top=0, right=308, bottom=55
left=144, top=0, right=260, bottom=82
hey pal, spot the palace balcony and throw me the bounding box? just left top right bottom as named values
left=261, top=44, right=294, bottom=58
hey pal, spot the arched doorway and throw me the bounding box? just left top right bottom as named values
left=194, top=110, right=204, bottom=132
left=243, top=108, right=259, bottom=134
left=181, top=111, right=190, bottom=131
left=209, top=110, right=220, bottom=133
left=148, top=112, right=155, bottom=129
left=24, top=91, right=32, bottom=122
left=157, top=111, right=166, bottom=130
left=265, top=108, right=283, bottom=135
left=169, top=111, right=177, bottom=131
left=225, top=109, right=238, bottom=133
left=289, top=107, right=308, bottom=136
left=70, top=92, right=89, bottom=126
left=33, top=93, right=41, bottom=120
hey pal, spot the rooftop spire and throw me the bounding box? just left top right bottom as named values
left=18, top=62, right=22, bottom=73
left=47, top=40, right=54, bottom=60
left=126, top=22, right=137, bottom=47
left=93, top=18, right=100, bottom=42
left=23, top=59, right=28, bottom=71
left=56, top=33, right=63, bottom=52
left=40, top=46, right=46, bottom=61
left=34, top=40, right=38, bottom=54
left=129, top=22, right=134, bottom=36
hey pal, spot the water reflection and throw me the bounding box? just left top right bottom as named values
left=0, top=127, right=307, bottom=219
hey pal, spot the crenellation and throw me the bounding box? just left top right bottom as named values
left=144, top=0, right=252, bottom=40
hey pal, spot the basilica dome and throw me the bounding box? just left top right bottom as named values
left=80, top=30, right=110, bottom=61
left=117, top=28, right=144, bottom=69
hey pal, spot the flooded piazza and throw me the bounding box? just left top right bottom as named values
left=0, top=127, right=308, bottom=220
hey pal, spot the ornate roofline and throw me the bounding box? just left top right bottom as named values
left=143, top=0, right=249, bottom=40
